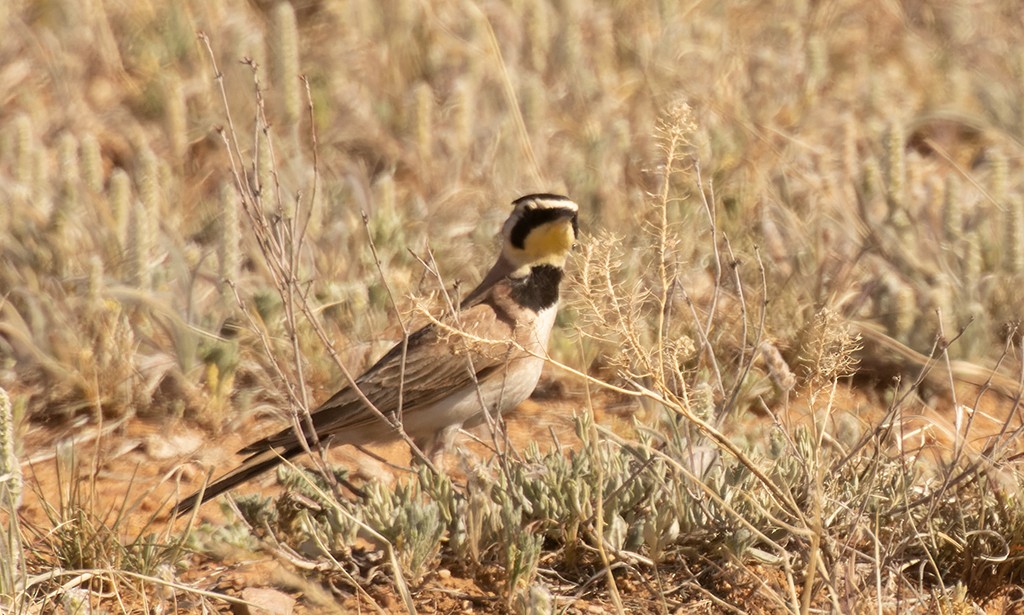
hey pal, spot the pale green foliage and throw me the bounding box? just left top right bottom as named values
left=259, top=412, right=793, bottom=603
left=1005, top=194, right=1024, bottom=275
left=450, top=78, right=475, bottom=153
left=108, top=167, right=131, bottom=249
left=270, top=1, right=300, bottom=144
left=943, top=174, right=963, bottom=244
left=12, top=113, right=32, bottom=188
left=0, top=387, right=21, bottom=510
left=0, top=386, right=22, bottom=612
left=883, top=121, right=906, bottom=218
left=218, top=180, right=241, bottom=289
left=127, top=147, right=159, bottom=289
left=52, top=131, right=79, bottom=233
left=412, top=82, right=434, bottom=164
left=80, top=133, right=103, bottom=194
left=359, top=474, right=449, bottom=581
left=164, top=73, right=188, bottom=165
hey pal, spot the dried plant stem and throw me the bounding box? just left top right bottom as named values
left=579, top=337, right=625, bottom=615
left=693, top=164, right=726, bottom=393
left=360, top=211, right=436, bottom=470
left=654, top=117, right=680, bottom=383
left=718, top=242, right=768, bottom=427
left=200, top=33, right=439, bottom=479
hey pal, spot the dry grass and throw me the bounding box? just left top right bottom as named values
left=4, top=0, right=1024, bottom=612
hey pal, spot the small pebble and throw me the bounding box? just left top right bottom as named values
left=233, top=587, right=294, bottom=615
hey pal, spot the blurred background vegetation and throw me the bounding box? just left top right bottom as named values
left=3, top=0, right=1024, bottom=426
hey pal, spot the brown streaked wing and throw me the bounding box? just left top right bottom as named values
left=240, top=298, right=517, bottom=453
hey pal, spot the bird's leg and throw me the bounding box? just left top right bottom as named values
left=413, top=423, right=462, bottom=468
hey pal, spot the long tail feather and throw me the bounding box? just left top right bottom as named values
left=173, top=445, right=302, bottom=517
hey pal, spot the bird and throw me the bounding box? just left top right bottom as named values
left=173, top=193, right=579, bottom=515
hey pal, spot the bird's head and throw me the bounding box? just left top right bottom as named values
left=500, top=193, right=579, bottom=272
left=459, top=194, right=579, bottom=307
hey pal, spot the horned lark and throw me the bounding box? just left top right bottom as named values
left=174, top=193, right=579, bottom=515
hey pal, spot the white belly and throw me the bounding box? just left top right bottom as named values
left=402, top=303, right=557, bottom=438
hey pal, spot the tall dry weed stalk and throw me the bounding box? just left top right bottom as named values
left=0, top=387, right=20, bottom=511
left=572, top=102, right=702, bottom=399
left=218, top=180, right=241, bottom=292
left=12, top=114, right=32, bottom=189
left=0, top=386, right=23, bottom=611
left=164, top=73, right=188, bottom=166
left=108, top=168, right=131, bottom=250
left=51, top=132, right=79, bottom=234
left=270, top=2, right=301, bottom=149
left=80, top=133, right=103, bottom=194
